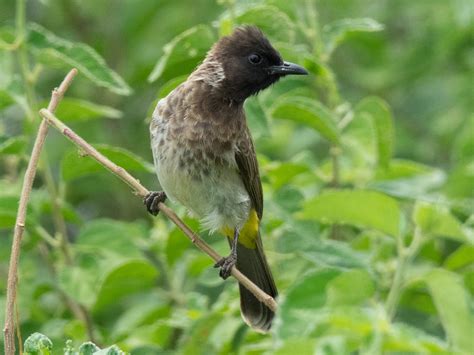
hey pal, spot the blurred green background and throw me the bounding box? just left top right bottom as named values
left=0, top=0, right=473, bottom=354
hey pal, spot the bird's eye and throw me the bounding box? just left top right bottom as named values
left=248, top=53, right=262, bottom=65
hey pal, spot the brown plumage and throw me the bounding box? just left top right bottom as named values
left=146, top=26, right=307, bottom=332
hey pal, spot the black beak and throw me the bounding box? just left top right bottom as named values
left=267, top=61, right=308, bottom=75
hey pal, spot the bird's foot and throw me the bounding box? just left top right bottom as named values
left=214, top=253, right=237, bottom=280
left=144, top=191, right=167, bottom=216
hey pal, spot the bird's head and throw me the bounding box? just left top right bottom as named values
left=196, top=26, right=308, bottom=103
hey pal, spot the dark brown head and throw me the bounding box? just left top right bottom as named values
left=193, top=26, right=308, bottom=103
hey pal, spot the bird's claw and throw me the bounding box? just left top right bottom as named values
left=214, top=254, right=237, bottom=280
left=144, top=191, right=167, bottom=216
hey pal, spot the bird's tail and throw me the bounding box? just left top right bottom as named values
left=233, top=232, right=277, bottom=332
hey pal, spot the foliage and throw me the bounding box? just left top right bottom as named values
left=1, top=0, right=472, bottom=354
left=24, top=333, right=124, bottom=355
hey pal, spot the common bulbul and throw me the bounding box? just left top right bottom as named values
left=145, top=26, right=308, bottom=332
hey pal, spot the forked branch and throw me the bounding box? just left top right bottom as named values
left=4, top=69, right=78, bottom=355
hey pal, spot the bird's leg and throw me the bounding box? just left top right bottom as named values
left=215, top=228, right=239, bottom=280
left=143, top=191, right=167, bottom=216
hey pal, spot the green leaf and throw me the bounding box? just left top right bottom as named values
left=27, top=23, right=131, bottom=95
left=273, top=185, right=304, bottom=212
left=0, top=25, right=16, bottom=48
left=265, top=161, right=310, bottom=190
left=61, top=144, right=154, bottom=182
left=76, top=219, right=145, bottom=257
left=0, top=89, right=14, bottom=110
left=58, top=265, right=97, bottom=307
left=41, top=98, right=122, bottom=122
left=148, top=25, right=215, bottom=83
left=0, top=136, right=27, bottom=155
left=165, top=217, right=198, bottom=267
left=244, top=97, right=270, bottom=138
left=93, top=259, right=158, bottom=312
left=271, top=97, right=340, bottom=143
left=24, top=332, right=53, bottom=355
left=444, top=245, right=474, bottom=270
left=355, top=97, right=394, bottom=169
left=78, top=342, right=100, bottom=355
left=5, top=76, right=28, bottom=111
left=322, top=18, right=384, bottom=57
left=177, top=312, right=223, bottom=354
left=276, top=268, right=341, bottom=339
left=92, top=345, right=125, bottom=355
left=0, top=195, right=35, bottom=229
left=233, top=5, right=296, bottom=43
left=299, top=189, right=401, bottom=237
left=157, top=75, right=188, bottom=99
left=424, top=269, right=474, bottom=352
left=383, top=322, right=449, bottom=353
left=370, top=160, right=446, bottom=200
left=111, top=296, right=169, bottom=339
left=301, top=240, right=369, bottom=269
left=275, top=339, right=316, bottom=355
left=375, top=159, right=440, bottom=180
left=413, top=201, right=469, bottom=243
left=327, top=269, right=374, bottom=306
left=260, top=75, right=312, bottom=107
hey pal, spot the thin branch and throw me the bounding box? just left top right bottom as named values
left=38, top=108, right=278, bottom=313
left=385, top=228, right=424, bottom=319
left=3, top=69, right=78, bottom=355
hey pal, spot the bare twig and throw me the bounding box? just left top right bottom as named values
left=38, top=108, right=278, bottom=313
left=3, top=69, right=78, bottom=355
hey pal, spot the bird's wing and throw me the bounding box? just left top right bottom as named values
left=235, top=127, right=263, bottom=219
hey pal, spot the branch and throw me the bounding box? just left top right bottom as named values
left=38, top=108, right=278, bottom=313
left=3, top=69, right=78, bottom=355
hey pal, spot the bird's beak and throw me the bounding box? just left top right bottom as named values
left=267, top=61, right=308, bottom=75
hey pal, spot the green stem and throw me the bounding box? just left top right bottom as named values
left=305, top=0, right=324, bottom=58
left=323, top=67, right=341, bottom=109
left=15, top=0, right=26, bottom=39
left=329, top=145, right=341, bottom=239
left=303, top=1, right=341, bottom=110
left=16, top=0, right=37, bottom=122
left=364, top=303, right=386, bottom=355
left=42, top=156, right=73, bottom=264
left=330, top=145, right=341, bottom=187
left=34, top=225, right=60, bottom=248
left=304, top=0, right=342, bottom=189
left=385, top=228, right=423, bottom=319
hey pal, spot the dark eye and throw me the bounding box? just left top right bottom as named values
left=248, top=53, right=262, bottom=65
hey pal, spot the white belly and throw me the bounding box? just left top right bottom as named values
left=155, top=154, right=251, bottom=233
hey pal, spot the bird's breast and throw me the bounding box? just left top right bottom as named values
left=150, top=108, right=250, bottom=232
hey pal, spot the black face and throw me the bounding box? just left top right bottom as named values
left=213, top=26, right=308, bottom=102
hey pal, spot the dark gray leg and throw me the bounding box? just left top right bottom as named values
left=144, top=191, right=167, bottom=216
left=214, top=228, right=239, bottom=279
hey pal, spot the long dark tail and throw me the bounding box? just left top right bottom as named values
left=233, top=232, right=277, bottom=332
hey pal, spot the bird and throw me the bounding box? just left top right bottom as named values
left=145, top=26, right=308, bottom=332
